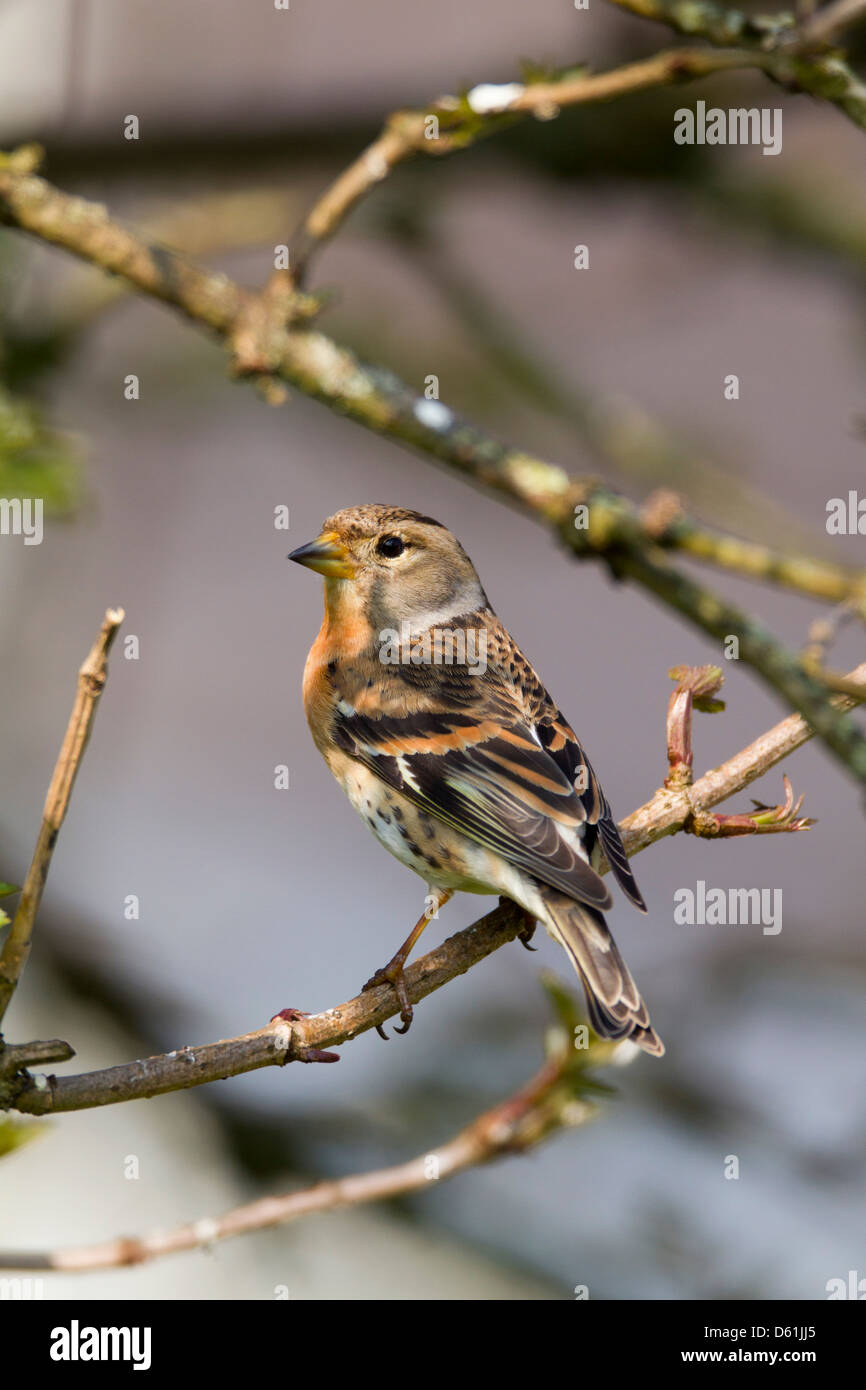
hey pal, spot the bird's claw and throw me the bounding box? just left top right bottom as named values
left=362, top=962, right=414, bottom=1039
left=517, top=913, right=538, bottom=952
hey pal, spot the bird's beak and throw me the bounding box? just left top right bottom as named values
left=288, top=531, right=356, bottom=579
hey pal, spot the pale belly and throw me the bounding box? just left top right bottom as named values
left=337, top=757, right=517, bottom=898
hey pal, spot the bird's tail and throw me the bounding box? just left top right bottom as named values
left=540, top=886, right=664, bottom=1057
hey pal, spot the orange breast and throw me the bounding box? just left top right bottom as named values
left=302, top=589, right=374, bottom=754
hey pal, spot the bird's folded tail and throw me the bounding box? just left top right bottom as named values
left=540, top=886, right=664, bottom=1057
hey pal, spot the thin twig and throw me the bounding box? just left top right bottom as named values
left=287, top=47, right=772, bottom=283
left=663, top=668, right=811, bottom=831
left=665, top=664, right=725, bottom=787
left=661, top=517, right=866, bottom=609
left=393, top=228, right=847, bottom=581
left=604, top=0, right=866, bottom=126
left=621, top=661, right=866, bottom=854
left=613, top=545, right=866, bottom=781
left=797, top=0, right=866, bottom=44
left=0, top=609, right=124, bottom=1029
left=288, top=9, right=866, bottom=286
left=605, top=0, right=798, bottom=47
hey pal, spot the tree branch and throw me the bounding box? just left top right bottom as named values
left=0, top=980, right=617, bottom=1272
left=286, top=15, right=866, bottom=283
left=3, top=661, right=863, bottom=1271
left=7, top=661, right=862, bottom=1120
left=1, top=64, right=865, bottom=779
left=0, top=608, right=123, bottom=1029
left=605, top=0, right=866, bottom=125
left=4, top=899, right=527, bottom=1115
left=605, top=0, right=797, bottom=47
left=613, top=545, right=866, bottom=780
left=287, top=47, right=772, bottom=282
left=648, top=498, right=866, bottom=609
left=1, top=25, right=862, bottom=1278
left=798, top=0, right=866, bottom=46
left=621, top=661, right=866, bottom=853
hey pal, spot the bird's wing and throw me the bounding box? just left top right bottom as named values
left=519, top=668, right=647, bottom=914
left=332, top=668, right=614, bottom=911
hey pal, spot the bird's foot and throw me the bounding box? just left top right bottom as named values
left=517, top=909, right=538, bottom=952
left=362, top=957, right=413, bottom=1039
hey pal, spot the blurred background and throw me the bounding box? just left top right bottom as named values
left=1, top=0, right=865, bottom=1300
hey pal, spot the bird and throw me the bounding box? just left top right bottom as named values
left=289, top=504, right=663, bottom=1056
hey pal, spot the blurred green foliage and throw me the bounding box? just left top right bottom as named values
left=0, top=237, right=82, bottom=514
left=0, top=382, right=81, bottom=513
left=0, top=1118, right=41, bottom=1160
left=0, top=882, right=18, bottom=930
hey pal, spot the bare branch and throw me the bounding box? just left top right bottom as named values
left=7, top=662, right=863, bottom=1120
left=288, top=47, right=772, bottom=282
left=0, top=990, right=620, bottom=1273
left=613, top=545, right=866, bottom=782
left=621, top=661, right=866, bottom=855
left=1, top=156, right=864, bottom=778
left=6, top=900, right=528, bottom=1115
left=799, top=0, right=866, bottom=45
left=604, top=0, right=866, bottom=125
left=286, top=18, right=866, bottom=283
left=605, top=0, right=798, bottom=47
left=654, top=508, right=866, bottom=610
left=0, top=609, right=124, bottom=1029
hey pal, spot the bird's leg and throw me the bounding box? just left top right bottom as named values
left=499, top=897, right=538, bottom=950
left=517, top=907, right=538, bottom=951
left=362, top=888, right=453, bottom=1038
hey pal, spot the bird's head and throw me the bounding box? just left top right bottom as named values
left=289, top=504, right=489, bottom=633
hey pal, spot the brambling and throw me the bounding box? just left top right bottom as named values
left=290, top=505, right=663, bottom=1056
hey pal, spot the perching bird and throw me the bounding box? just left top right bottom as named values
left=290, top=505, right=663, bottom=1056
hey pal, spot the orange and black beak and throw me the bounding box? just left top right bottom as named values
left=288, top=531, right=356, bottom=579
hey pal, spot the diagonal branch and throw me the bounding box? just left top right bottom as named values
left=604, top=0, right=866, bottom=125
left=287, top=7, right=866, bottom=286
left=0, top=980, right=615, bottom=1273
left=2, top=667, right=861, bottom=1273
left=604, top=0, right=797, bottom=47
left=286, top=47, right=772, bottom=283
left=0, top=608, right=124, bottom=1030
left=6, top=662, right=863, bottom=1120
left=1, top=131, right=864, bottom=774
left=621, top=660, right=866, bottom=853
left=798, top=0, right=866, bottom=45
left=613, top=545, right=866, bottom=781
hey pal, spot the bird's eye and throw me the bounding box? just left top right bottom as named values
left=376, top=534, right=405, bottom=558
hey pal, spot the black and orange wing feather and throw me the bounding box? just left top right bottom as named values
left=335, top=701, right=613, bottom=909
left=459, top=612, right=647, bottom=912
left=530, top=703, right=647, bottom=913
left=332, top=611, right=646, bottom=914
